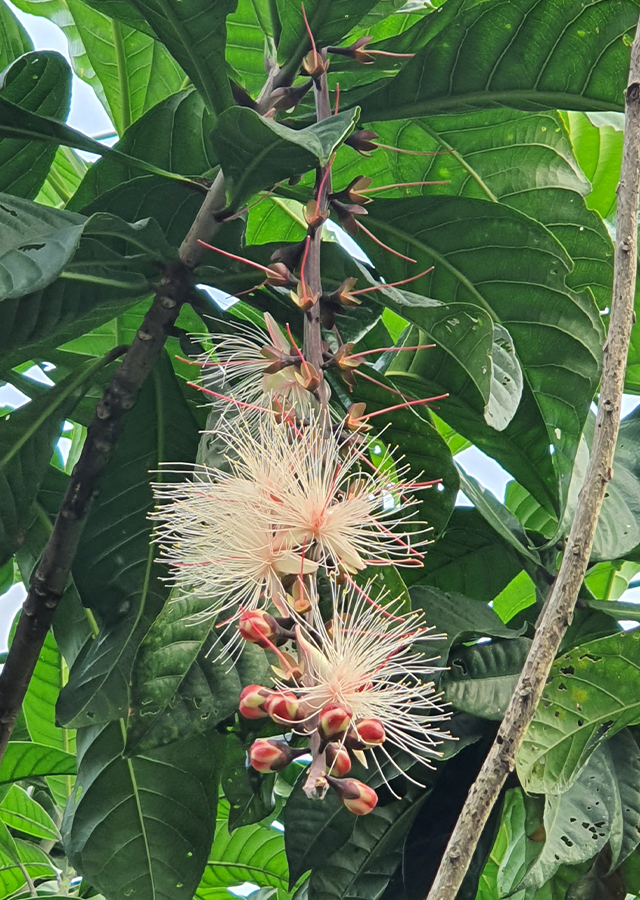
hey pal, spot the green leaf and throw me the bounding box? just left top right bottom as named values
left=307, top=794, right=421, bottom=900
left=0, top=742, right=75, bottom=783
left=226, top=0, right=276, bottom=96
left=69, top=88, right=216, bottom=210
left=361, top=196, right=603, bottom=513
left=359, top=0, right=638, bottom=121
left=504, top=481, right=557, bottom=540
left=441, top=637, right=532, bottom=720
left=0, top=0, right=32, bottom=71
left=0, top=357, right=109, bottom=567
left=0, top=51, right=71, bottom=199
left=0, top=191, right=85, bottom=299
left=212, top=107, right=359, bottom=210
left=283, top=772, right=355, bottom=886
left=198, top=805, right=289, bottom=896
left=0, top=834, right=56, bottom=899
left=66, top=0, right=185, bottom=135
left=58, top=353, right=199, bottom=727
left=0, top=784, right=59, bottom=841
left=62, top=723, right=219, bottom=900
left=566, top=111, right=623, bottom=221
left=492, top=570, right=538, bottom=624
left=516, top=630, right=640, bottom=795
left=86, top=0, right=237, bottom=115
left=35, top=145, right=88, bottom=208
left=493, top=788, right=543, bottom=899
left=409, top=584, right=526, bottom=669
left=221, top=735, right=276, bottom=832
left=410, top=508, right=525, bottom=604
left=520, top=735, right=639, bottom=890
left=455, top=467, right=541, bottom=566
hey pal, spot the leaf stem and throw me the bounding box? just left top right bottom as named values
left=424, top=14, right=640, bottom=899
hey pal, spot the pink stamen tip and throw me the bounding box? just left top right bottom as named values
left=197, top=241, right=276, bottom=277
left=356, top=394, right=449, bottom=421
left=188, top=382, right=275, bottom=415
left=285, top=322, right=312, bottom=380
left=375, top=143, right=449, bottom=156
left=366, top=49, right=415, bottom=58
left=299, top=233, right=312, bottom=287
left=365, top=181, right=450, bottom=193
left=356, top=221, right=417, bottom=264
left=413, top=479, right=443, bottom=488
left=350, top=267, right=434, bottom=295
left=354, top=370, right=410, bottom=401
left=301, top=3, right=319, bottom=65
left=317, top=153, right=335, bottom=202
left=344, top=574, right=405, bottom=622
left=346, top=343, right=436, bottom=359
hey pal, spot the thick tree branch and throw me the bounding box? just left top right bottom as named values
left=424, top=18, right=640, bottom=900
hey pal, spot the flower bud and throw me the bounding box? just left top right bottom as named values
left=355, top=718, right=385, bottom=747
left=264, top=690, right=303, bottom=725
left=238, top=609, right=278, bottom=648
left=239, top=684, right=271, bottom=719
left=249, top=738, right=300, bottom=772
left=325, top=743, right=351, bottom=777
left=327, top=776, right=378, bottom=815
left=318, top=703, right=352, bottom=741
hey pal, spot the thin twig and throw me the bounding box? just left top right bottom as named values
left=425, top=15, right=640, bottom=900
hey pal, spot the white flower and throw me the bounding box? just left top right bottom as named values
left=283, top=579, right=449, bottom=770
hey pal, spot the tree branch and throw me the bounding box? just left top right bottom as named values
left=425, top=15, right=640, bottom=900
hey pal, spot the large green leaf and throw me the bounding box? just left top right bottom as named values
left=62, top=723, right=219, bottom=900
left=276, top=0, right=380, bottom=65
left=198, top=804, right=289, bottom=897
left=23, top=629, right=74, bottom=749
left=408, top=508, right=525, bottom=604
left=66, top=0, right=185, bottom=135
left=0, top=51, right=71, bottom=198
left=0, top=784, right=59, bottom=841
left=516, top=630, right=640, bottom=795
left=226, top=0, right=276, bottom=96
left=307, top=794, right=421, bottom=900
left=35, top=145, right=88, bottom=208
left=212, top=107, right=359, bottom=210
left=409, top=584, right=526, bottom=669
left=441, top=637, right=532, bottom=720
left=0, top=833, right=56, bottom=898
left=0, top=742, right=75, bottom=782
left=0, top=357, right=110, bottom=566
left=83, top=0, right=237, bottom=115
left=364, top=196, right=603, bottom=511
left=58, top=353, right=199, bottom=727
left=566, top=111, right=623, bottom=222
left=69, top=88, right=216, bottom=209
left=359, top=0, right=638, bottom=121
left=0, top=0, right=31, bottom=71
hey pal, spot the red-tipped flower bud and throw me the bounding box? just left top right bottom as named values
left=327, top=776, right=378, bottom=815
left=249, top=738, right=300, bottom=773
left=238, top=609, right=278, bottom=648
left=239, top=684, right=271, bottom=720
left=325, top=743, right=352, bottom=777
left=318, top=703, right=352, bottom=741
left=264, top=690, right=303, bottom=725
left=355, top=718, right=386, bottom=747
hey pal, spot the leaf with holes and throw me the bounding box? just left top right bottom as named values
left=516, top=630, right=640, bottom=795
left=62, top=723, right=219, bottom=900
left=359, top=0, right=638, bottom=121
left=442, top=637, right=532, bottom=720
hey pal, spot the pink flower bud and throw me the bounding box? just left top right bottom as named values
left=325, top=743, right=351, bottom=777
left=328, top=776, right=378, bottom=815
left=264, top=691, right=303, bottom=725
left=238, top=609, right=278, bottom=648
left=318, top=703, right=352, bottom=741
left=239, top=684, right=271, bottom=720
left=249, top=739, right=297, bottom=773
left=355, top=718, right=385, bottom=747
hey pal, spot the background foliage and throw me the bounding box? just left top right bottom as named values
left=1, top=0, right=640, bottom=898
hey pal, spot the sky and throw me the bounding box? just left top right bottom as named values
left=3, top=1, right=640, bottom=651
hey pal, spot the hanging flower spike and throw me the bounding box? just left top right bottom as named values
left=327, top=36, right=414, bottom=64
left=284, top=579, right=449, bottom=781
